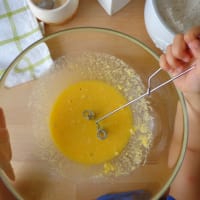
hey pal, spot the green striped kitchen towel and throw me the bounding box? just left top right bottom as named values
left=0, top=0, right=53, bottom=87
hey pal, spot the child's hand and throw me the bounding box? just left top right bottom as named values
left=0, top=108, right=15, bottom=181
left=160, top=26, right=200, bottom=95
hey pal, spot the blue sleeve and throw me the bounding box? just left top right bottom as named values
left=96, top=190, right=150, bottom=200
left=96, top=190, right=175, bottom=200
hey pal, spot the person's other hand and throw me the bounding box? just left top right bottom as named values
left=0, top=107, right=15, bottom=180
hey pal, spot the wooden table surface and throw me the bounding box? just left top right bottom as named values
left=1, top=0, right=163, bottom=199
left=45, top=0, right=161, bottom=55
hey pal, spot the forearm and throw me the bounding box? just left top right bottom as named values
left=170, top=94, right=200, bottom=199
left=170, top=148, right=200, bottom=199
left=184, top=93, right=200, bottom=152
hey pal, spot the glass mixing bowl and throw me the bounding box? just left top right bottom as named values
left=0, top=27, right=188, bottom=200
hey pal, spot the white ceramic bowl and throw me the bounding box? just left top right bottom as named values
left=144, top=0, right=175, bottom=52
left=27, top=0, right=79, bottom=24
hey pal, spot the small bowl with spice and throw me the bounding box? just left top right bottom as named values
left=144, top=0, right=200, bottom=51
left=27, top=0, right=79, bottom=24
left=0, top=27, right=188, bottom=200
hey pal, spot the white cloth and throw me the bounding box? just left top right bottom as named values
left=0, top=0, right=53, bottom=87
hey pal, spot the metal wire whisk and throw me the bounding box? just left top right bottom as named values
left=83, top=65, right=195, bottom=140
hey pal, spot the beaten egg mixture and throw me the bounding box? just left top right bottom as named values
left=50, top=80, right=134, bottom=165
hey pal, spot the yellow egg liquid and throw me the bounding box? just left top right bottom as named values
left=50, top=80, right=133, bottom=165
